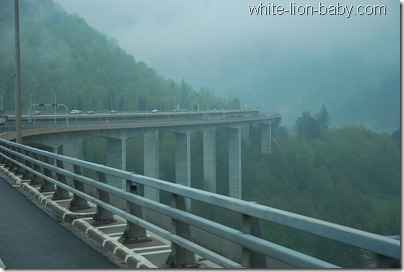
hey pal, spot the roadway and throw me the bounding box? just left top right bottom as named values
left=0, top=177, right=118, bottom=269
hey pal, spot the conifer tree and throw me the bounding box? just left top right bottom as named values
left=318, top=104, right=330, bottom=135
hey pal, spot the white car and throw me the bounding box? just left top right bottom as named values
left=151, top=109, right=159, bottom=113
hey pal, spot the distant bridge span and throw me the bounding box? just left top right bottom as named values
left=0, top=109, right=398, bottom=268
left=1, top=109, right=281, bottom=200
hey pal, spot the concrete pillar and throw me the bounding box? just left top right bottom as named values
left=52, top=158, right=71, bottom=200
left=175, top=132, right=191, bottom=187
left=106, top=138, right=126, bottom=189
left=63, top=137, right=83, bottom=166
left=144, top=129, right=159, bottom=201
left=69, top=164, right=90, bottom=210
left=165, top=194, right=196, bottom=267
left=166, top=132, right=196, bottom=267
left=175, top=132, right=191, bottom=210
left=241, top=125, right=250, bottom=145
left=229, top=127, right=241, bottom=199
left=39, top=154, right=56, bottom=192
left=261, top=124, right=271, bottom=154
left=242, top=211, right=267, bottom=268
left=62, top=138, right=83, bottom=190
left=119, top=180, right=150, bottom=243
left=203, top=127, right=216, bottom=193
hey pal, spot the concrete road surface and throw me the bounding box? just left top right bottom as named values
left=0, top=177, right=118, bottom=269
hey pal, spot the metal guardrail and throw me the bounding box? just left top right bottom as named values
left=0, top=139, right=399, bottom=268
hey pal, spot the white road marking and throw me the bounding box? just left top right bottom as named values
left=138, top=249, right=171, bottom=256
left=132, top=245, right=170, bottom=252
left=96, top=224, right=126, bottom=229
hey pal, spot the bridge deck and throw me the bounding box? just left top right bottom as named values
left=0, top=176, right=118, bottom=269
left=1, top=175, right=218, bottom=268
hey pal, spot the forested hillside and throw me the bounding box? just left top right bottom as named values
left=0, top=0, right=238, bottom=112
left=241, top=117, right=400, bottom=267
left=1, top=0, right=400, bottom=267
left=82, top=108, right=400, bottom=267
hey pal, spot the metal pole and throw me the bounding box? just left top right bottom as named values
left=33, top=81, right=35, bottom=112
left=54, top=88, right=56, bottom=126
left=14, top=0, right=22, bottom=143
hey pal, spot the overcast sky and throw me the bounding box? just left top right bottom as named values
left=53, top=0, right=400, bottom=127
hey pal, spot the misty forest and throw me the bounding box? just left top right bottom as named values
left=0, top=0, right=400, bottom=268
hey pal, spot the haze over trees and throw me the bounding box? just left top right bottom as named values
left=0, top=0, right=400, bottom=268
left=0, top=0, right=238, bottom=113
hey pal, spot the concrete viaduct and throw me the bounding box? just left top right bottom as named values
left=2, top=110, right=281, bottom=202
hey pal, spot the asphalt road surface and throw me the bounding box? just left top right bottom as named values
left=0, top=177, right=118, bottom=269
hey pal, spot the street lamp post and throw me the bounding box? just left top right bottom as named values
left=123, top=96, right=126, bottom=122
left=110, top=91, right=112, bottom=111
left=54, top=88, right=57, bottom=127
left=14, top=0, right=22, bottom=143
left=32, top=81, right=36, bottom=112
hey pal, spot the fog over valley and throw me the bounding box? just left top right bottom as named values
left=54, top=0, right=400, bottom=132
left=0, top=1, right=400, bottom=268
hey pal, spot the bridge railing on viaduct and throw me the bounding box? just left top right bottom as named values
left=0, top=138, right=399, bottom=268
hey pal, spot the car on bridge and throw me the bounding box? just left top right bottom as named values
left=70, top=110, right=82, bottom=114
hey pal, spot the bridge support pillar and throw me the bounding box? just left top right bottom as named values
left=63, top=137, right=83, bottom=169
left=203, top=127, right=216, bottom=193
left=242, top=205, right=268, bottom=268
left=261, top=123, right=272, bottom=154
left=229, top=127, right=241, bottom=199
left=143, top=129, right=159, bottom=201
left=175, top=132, right=191, bottom=209
left=241, top=125, right=250, bottom=145
left=106, top=138, right=126, bottom=189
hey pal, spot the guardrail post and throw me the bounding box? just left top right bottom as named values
left=241, top=203, right=267, bottom=268
left=165, top=193, right=196, bottom=268
left=13, top=145, right=27, bottom=177
left=0, top=144, right=6, bottom=165
left=20, top=149, right=34, bottom=182
left=31, top=152, right=44, bottom=185
left=69, top=164, right=90, bottom=210
left=91, top=172, right=115, bottom=225
left=9, top=145, right=20, bottom=174
left=39, top=156, right=55, bottom=192
left=52, top=159, right=70, bottom=200
left=2, top=143, right=14, bottom=170
left=118, top=179, right=150, bottom=243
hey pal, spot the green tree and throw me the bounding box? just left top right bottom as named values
left=317, top=104, right=330, bottom=135
left=295, top=111, right=320, bottom=139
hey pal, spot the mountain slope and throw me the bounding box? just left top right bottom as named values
left=0, top=0, right=232, bottom=113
